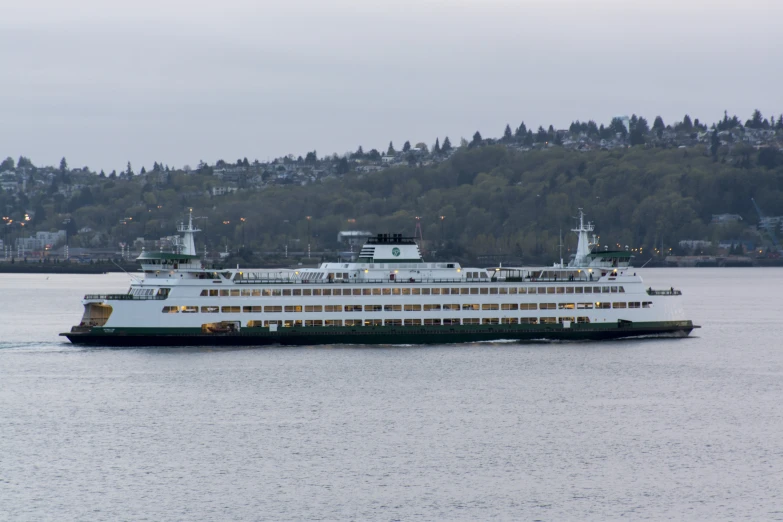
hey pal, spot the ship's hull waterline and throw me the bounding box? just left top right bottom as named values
left=61, top=213, right=700, bottom=347
left=62, top=320, right=696, bottom=347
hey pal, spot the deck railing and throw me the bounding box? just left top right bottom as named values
left=233, top=276, right=609, bottom=285
left=84, top=294, right=167, bottom=301
left=646, top=288, right=682, bottom=296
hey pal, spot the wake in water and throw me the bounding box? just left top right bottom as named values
left=0, top=341, right=86, bottom=353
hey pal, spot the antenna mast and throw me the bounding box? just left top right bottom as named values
left=558, top=228, right=564, bottom=268
left=414, top=216, right=424, bottom=242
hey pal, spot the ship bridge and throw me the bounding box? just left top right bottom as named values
left=137, top=251, right=202, bottom=272
left=357, top=234, right=423, bottom=263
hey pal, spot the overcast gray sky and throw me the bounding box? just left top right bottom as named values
left=1, top=0, right=781, bottom=173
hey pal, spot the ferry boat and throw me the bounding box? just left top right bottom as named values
left=61, top=212, right=698, bottom=346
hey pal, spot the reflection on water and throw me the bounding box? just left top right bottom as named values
left=0, top=269, right=781, bottom=520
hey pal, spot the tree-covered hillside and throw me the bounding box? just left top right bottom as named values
left=4, top=141, right=782, bottom=264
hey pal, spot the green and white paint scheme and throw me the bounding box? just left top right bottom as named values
left=63, top=212, right=698, bottom=346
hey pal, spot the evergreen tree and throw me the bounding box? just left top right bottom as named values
left=746, top=109, right=764, bottom=129
left=524, top=129, right=534, bottom=145
left=305, top=151, right=318, bottom=164
left=59, top=157, right=68, bottom=172
left=433, top=138, right=441, bottom=154
left=717, top=112, right=741, bottom=131
left=652, top=116, right=665, bottom=138
left=629, top=115, right=649, bottom=146
left=536, top=126, right=548, bottom=143
left=140, top=166, right=146, bottom=175
left=17, top=156, right=33, bottom=168
left=503, top=124, right=513, bottom=142
left=515, top=122, right=527, bottom=139
left=442, top=136, right=452, bottom=152
left=710, top=129, right=720, bottom=159
left=387, top=141, right=395, bottom=155
left=336, top=157, right=350, bottom=174
left=470, top=131, right=483, bottom=147
left=99, top=169, right=106, bottom=178
left=243, top=157, right=250, bottom=167
left=402, top=141, right=411, bottom=152
left=608, top=118, right=628, bottom=137
left=109, top=170, right=117, bottom=179
left=126, top=161, right=134, bottom=177
left=0, top=157, right=13, bottom=172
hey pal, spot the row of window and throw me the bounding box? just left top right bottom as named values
left=162, top=302, right=651, bottom=314
left=131, top=288, right=158, bottom=296
left=301, top=270, right=489, bottom=282
left=198, top=285, right=627, bottom=297
left=244, top=317, right=591, bottom=327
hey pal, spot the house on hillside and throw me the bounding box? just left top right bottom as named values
left=718, top=240, right=755, bottom=253
left=337, top=230, right=373, bottom=247
left=212, top=186, right=239, bottom=196
left=711, top=213, right=743, bottom=225
left=678, top=240, right=712, bottom=250
left=0, top=180, right=18, bottom=193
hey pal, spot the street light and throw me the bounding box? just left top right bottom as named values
left=306, top=216, right=311, bottom=258
left=283, top=219, right=290, bottom=258
left=2, top=217, right=10, bottom=259
left=63, top=218, right=71, bottom=260
left=240, top=217, right=246, bottom=249
left=439, top=215, right=445, bottom=245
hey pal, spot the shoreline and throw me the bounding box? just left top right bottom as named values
left=0, top=262, right=138, bottom=274
left=1, top=261, right=782, bottom=274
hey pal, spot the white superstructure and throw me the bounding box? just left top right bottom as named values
left=75, top=212, right=688, bottom=334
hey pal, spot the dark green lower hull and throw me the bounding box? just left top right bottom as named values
left=62, top=321, right=697, bottom=347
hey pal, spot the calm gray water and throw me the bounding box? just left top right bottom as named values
left=1, top=269, right=782, bottom=521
